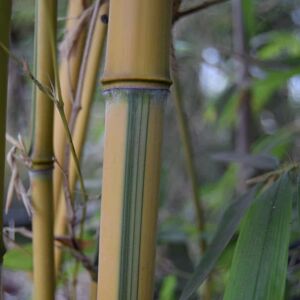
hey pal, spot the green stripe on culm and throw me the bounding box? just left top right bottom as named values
left=103, top=89, right=166, bottom=299
left=102, top=89, right=165, bottom=300
left=119, top=90, right=150, bottom=300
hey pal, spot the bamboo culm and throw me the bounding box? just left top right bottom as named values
left=30, top=0, right=57, bottom=299
left=97, top=0, right=172, bottom=298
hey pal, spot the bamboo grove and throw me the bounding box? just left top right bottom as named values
left=0, top=0, right=300, bottom=299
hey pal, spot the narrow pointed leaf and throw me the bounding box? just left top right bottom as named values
left=242, top=0, right=255, bottom=40
left=297, top=173, right=300, bottom=224
left=180, top=187, right=258, bottom=300
left=223, top=173, right=293, bottom=300
left=211, top=152, right=279, bottom=171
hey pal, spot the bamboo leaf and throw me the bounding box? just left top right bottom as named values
left=159, top=275, right=177, bottom=300
left=211, top=152, right=279, bottom=171
left=4, top=245, right=32, bottom=271
left=223, top=173, right=293, bottom=300
left=296, top=173, right=300, bottom=226
left=242, top=0, right=255, bottom=40
left=252, top=67, right=300, bottom=113
left=180, top=187, right=258, bottom=300
left=257, top=32, right=300, bottom=60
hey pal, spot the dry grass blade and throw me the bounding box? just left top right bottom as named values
left=5, top=135, right=32, bottom=216
left=3, top=227, right=33, bottom=240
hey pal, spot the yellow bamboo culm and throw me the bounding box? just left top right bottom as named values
left=0, top=0, right=12, bottom=295
left=90, top=281, right=98, bottom=300
left=54, top=2, right=108, bottom=275
left=97, top=0, right=172, bottom=299
left=53, top=0, right=90, bottom=211
left=30, top=0, right=57, bottom=299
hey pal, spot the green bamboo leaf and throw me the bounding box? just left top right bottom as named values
left=252, top=126, right=294, bottom=159
left=223, top=173, right=293, bottom=300
left=159, top=275, right=177, bottom=300
left=242, top=0, right=255, bottom=40
left=211, top=152, right=279, bottom=171
left=297, top=173, right=300, bottom=225
left=258, top=32, right=300, bottom=60
left=252, top=67, right=300, bottom=113
left=180, top=187, right=258, bottom=300
left=4, top=244, right=32, bottom=271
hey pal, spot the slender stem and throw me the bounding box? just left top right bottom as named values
left=53, top=0, right=90, bottom=212
left=68, top=0, right=103, bottom=136
left=30, top=0, right=57, bottom=299
left=0, top=0, right=12, bottom=296
left=171, top=71, right=207, bottom=253
left=232, top=0, right=253, bottom=191
left=90, top=281, right=98, bottom=300
left=173, top=0, right=228, bottom=23
left=53, top=0, right=91, bottom=277
left=171, top=71, right=212, bottom=300
left=62, top=0, right=105, bottom=242
left=54, top=0, right=108, bottom=278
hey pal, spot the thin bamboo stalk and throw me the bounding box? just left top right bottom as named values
left=0, top=0, right=12, bottom=295
left=232, top=0, right=253, bottom=191
left=30, top=0, right=56, bottom=299
left=54, top=1, right=108, bottom=275
left=53, top=0, right=90, bottom=211
left=171, top=72, right=212, bottom=299
left=171, top=71, right=206, bottom=253
left=90, top=281, right=97, bottom=300
left=97, top=0, right=172, bottom=298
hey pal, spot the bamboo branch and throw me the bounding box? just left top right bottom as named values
left=50, top=6, right=91, bottom=282
left=68, top=0, right=104, bottom=135
left=53, top=0, right=91, bottom=213
left=171, top=71, right=207, bottom=253
left=232, top=0, right=253, bottom=192
left=173, top=0, right=228, bottom=23
left=63, top=0, right=104, bottom=239
left=171, top=68, right=212, bottom=300
left=54, top=0, right=108, bottom=278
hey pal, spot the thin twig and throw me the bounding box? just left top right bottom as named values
left=60, top=0, right=104, bottom=287
left=69, top=0, right=103, bottom=137
left=171, top=70, right=213, bottom=300
left=173, top=0, right=228, bottom=23
left=54, top=158, right=78, bottom=247
left=3, top=227, right=33, bottom=240
left=170, top=69, right=207, bottom=253
left=232, top=0, right=253, bottom=192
